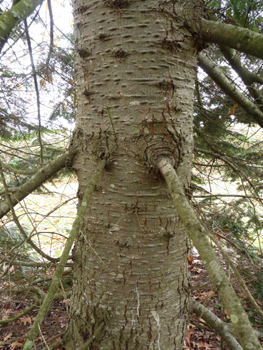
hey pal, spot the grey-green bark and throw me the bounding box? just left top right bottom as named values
left=158, top=157, right=262, bottom=350
left=199, top=18, right=263, bottom=59
left=64, top=0, right=206, bottom=349
left=0, top=0, right=44, bottom=52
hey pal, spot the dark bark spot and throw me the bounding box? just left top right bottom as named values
left=161, top=38, right=183, bottom=52
left=110, top=47, right=130, bottom=58
left=171, top=105, right=182, bottom=113
left=82, top=331, right=90, bottom=342
left=192, top=32, right=208, bottom=52
left=115, top=239, right=131, bottom=248
left=105, top=162, right=114, bottom=172
left=97, top=33, right=112, bottom=41
left=124, top=202, right=141, bottom=214
left=78, top=49, right=91, bottom=58
left=76, top=5, right=89, bottom=13
left=155, top=79, right=175, bottom=91
left=98, top=106, right=105, bottom=116
left=104, top=0, right=128, bottom=8
left=83, top=89, right=94, bottom=99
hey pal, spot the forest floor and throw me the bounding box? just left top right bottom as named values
left=0, top=179, right=263, bottom=349
left=1, top=244, right=262, bottom=350
left=185, top=247, right=262, bottom=349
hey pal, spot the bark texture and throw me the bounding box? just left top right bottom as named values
left=199, top=18, right=263, bottom=59
left=65, top=1, right=205, bottom=349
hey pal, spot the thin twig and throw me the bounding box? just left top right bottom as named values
left=46, top=0, right=54, bottom=68
left=0, top=295, right=39, bottom=324
left=207, top=232, right=263, bottom=319
left=0, top=159, right=58, bottom=263
left=24, top=19, right=44, bottom=163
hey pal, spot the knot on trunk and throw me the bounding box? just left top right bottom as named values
left=136, top=121, right=181, bottom=171
left=91, top=133, right=116, bottom=160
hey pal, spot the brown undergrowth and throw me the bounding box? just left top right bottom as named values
left=1, top=249, right=262, bottom=350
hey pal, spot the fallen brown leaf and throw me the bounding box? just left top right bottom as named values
left=10, top=340, right=24, bottom=350
left=20, top=317, right=31, bottom=326
left=4, top=333, right=12, bottom=341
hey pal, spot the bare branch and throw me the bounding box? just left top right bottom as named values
left=198, top=52, right=263, bottom=128
left=24, top=18, right=44, bottom=163
left=46, top=0, right=54, bottom=68
left=200, top=18, right=263, bottom=59
left=220, top=46, right=263, bottom=110
left=0, top=151, right=71, bottom=219
left=190, top=298, right=243, bottom=350
left=220, top=46, right=263, bottom=86
left=158, top=157, right=262, bottom=350
left=0, top=0, right=44, bottom=52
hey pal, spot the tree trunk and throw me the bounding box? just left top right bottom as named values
left=65, top=1, right=204, bottom=349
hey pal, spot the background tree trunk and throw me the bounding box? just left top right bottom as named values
left=65, top=1, right=204, bottom=349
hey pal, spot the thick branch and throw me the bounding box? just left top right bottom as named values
left=192, top=299, right=263, bottom=345
left=190, top=299, right=242, bottom=350
left=0, top=0, right=44, bottom=52
left=220, top=46, right=263, bottom=86
left=0, top=152, right=69, bottom=219
left=220, top=46, right=263, bottom=109
left=207, top=231, right=263, bottom=319
left=198, top=52, right=263, bottom=128
left=0, top=258, right=71, bottom=268
left=158, top=157, right=262, bottom=350
left=200, top=18, right=263, bottom=59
